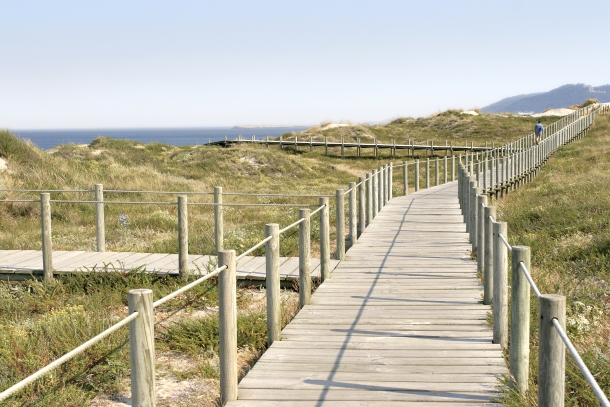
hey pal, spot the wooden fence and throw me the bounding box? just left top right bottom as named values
left=459, top=103, right=610, bottom=406
left=0, top=103, right=607, bottom=404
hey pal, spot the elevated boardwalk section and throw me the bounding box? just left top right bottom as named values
left=0, top=251, right=339, bottom=284
left=229, top=182, right=505, bottom=406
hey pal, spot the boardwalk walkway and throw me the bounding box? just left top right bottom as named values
left=228, top=181, right=506, bottom=406
left=0, top=251, right=339, bottom=285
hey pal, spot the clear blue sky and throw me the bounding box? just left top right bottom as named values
left=2, top=0, right=609, bottom=129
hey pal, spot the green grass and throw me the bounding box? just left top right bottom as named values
left=0, top=109, right=598, bottom=405
left=495, top=114, right=610, bottom=406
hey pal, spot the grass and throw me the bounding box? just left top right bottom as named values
left=0, top=108, right=596, bottom=405
left=495, top=113, right=610, bottom=406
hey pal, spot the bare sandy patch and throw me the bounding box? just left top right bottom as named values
left=0, top=157, right=7, bottom=172
left=533, top=108, right=575, bottom=117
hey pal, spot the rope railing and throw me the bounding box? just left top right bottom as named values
left=459, top=102, right=610, bottom=406
left=5, top=104, right=607, bottom=404
left=552, top=319, right=610, bottom=407
left=0, top=311, right=140, bottom=403
left=518, top=261, right=542, bottom=299
left=152, top=266, right=225, bottom=308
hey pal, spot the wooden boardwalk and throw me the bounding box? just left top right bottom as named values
left=0, top=250, right=339, bottom=284
left=228, top=181, right=506, bottom=406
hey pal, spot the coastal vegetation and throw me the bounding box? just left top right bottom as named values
left=0, top=108, right=605, bottom=405
left=496, top=113, right=610, bottom=406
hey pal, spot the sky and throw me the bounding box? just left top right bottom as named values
left=2, top=0, right=609, bottom=129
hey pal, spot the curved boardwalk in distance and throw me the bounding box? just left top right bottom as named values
left=228, top=181, right=506, bottom=407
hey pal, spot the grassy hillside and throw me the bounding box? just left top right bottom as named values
left=0, top=109, right=593, bottom=406
left=280, top=110, right=558, bottom=148
left=496, top=114, right=610, bottom=406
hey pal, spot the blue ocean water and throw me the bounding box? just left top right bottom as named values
left=10, top=127, right=309, bottom=150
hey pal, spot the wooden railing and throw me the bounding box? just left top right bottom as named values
left=459, top=103, right=610, bottom=406
left=1, top=105, right=607, bottom=404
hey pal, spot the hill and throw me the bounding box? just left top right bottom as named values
left=482, top=84, right=610, bottom=114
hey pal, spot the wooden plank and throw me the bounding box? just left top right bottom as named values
left=227, top=401, right=502, bottom=407
left=231, top=183, right=506, bottom=405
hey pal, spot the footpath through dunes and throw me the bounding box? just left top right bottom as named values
left=228, top=181, right=506, bottom=407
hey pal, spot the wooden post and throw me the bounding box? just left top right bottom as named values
left=484, top=206, right=496, bottom=305
left=366, top=173, right=372, bottom=226
left=425, top=158, right=430, bottom=188
left=435, top=157, right=439, bottom=186
left=335, top=189, right=345, bottom=260
left=493, top=221, right=508, bottom=349
left=415, top=159, right=420, bottom=191
left=443, top=156, right=448, bottom=184
left=214, top=186, right=223, bottom=254
left=388, top=162, right=393, bottom=200
left=94, top=184, right=105, bottom=252
left=299, top=209, right=311, bottom=308
left=381, top=165, right=387, bottom=207
left=403, top=161, right=408, bottom=195
left=539, top=295, right=566, bottom=407
left=266, top=224, right=281, bottom=345
left=469, top=182, right=478, bottom=249
left=378, top=167, right=383, bottom=209
left=348, top=182, right=357, bottom=247
left=128, top=289, right=156, bottom=407
left=40, top=193, right=53, bottom=282
left=511, top=245, right=531, bottom=394
left=477, top=195, right=487, bottom=277
left=452, top=155, right=456, bottom=181
left=358, top=177, right=365, bottom=236
left=178, top=195, right=189, bottom=277
left=218, top=250, right=238, bottom=404
left=372, top=169, right=378, bottom=218
left=319, top=197, right=331, bottom=281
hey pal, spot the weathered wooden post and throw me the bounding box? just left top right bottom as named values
left=435, top=157, right=439, bottom=186
left=415, top=159, right=420, bottom=191
left=335, top=189, right=345, bottom=260
left=128, top=289, right=156, bottom=407
left=319, top=197, right=331, bottom=281
left=94, top=184, right=105, bottom=252
left=452, top=155, right=456, bottom=181
left=511, top=245, right=531, bottom=394
left=372, top=169, right=378, bottom=218
left=178, top=195, right=189, bottom=277
left=388, top=162, right=393, bottom=200
left=358, top=176, right=365, bottom=236
left=380, top=164, right=388, bottom=208
left=484, top=206, right=496, bottom=305
left=402, top=161, right=408, bottom=195
left=348, top=182, right=357, bottom=247
left=425, top=158, right=430, bottom=189
left=366, top=173, right=372, bottom=226
left=218, top=250, right=238, bottom=404
left=40, top=193, right=53, bottom=282
left=214, top=186, right=224, bottom=254
left=539, top=295, right=566, bottom=407
left=493, top=221, right=508, bottom=349
left=266, top=224, right=281, bottom=345
left=299, top=209, right=311, bottom=308
left=469, top=181, right=478, bottom=249
left=443, top=156, right=448, bottom=184
left=477, top=194, right=487, bottom=277
left=378, top=167, right=383, bottom=209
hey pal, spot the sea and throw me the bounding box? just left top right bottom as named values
left=10, top=127, right=310, bottom=150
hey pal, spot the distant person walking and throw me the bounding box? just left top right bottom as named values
left=535, top=120, right=544, bottom=145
